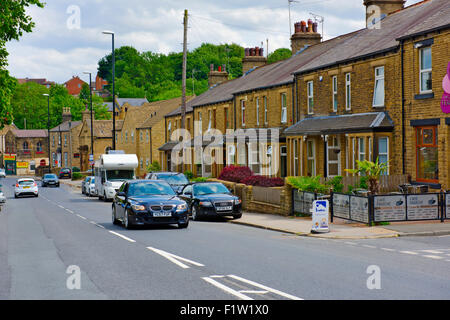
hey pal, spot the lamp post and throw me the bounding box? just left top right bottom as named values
left=83, top=71, right=94, bottom=171
left=43, top=94, right=51, bottom=173
left=102, top=30, right=116, bottom=151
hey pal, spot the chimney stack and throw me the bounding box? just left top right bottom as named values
left=290, top=20, right=322, bottom=55
left=62, top=107, right=72, bottom=123
left=364, top=0, right=405, bottom=28
left=242, top=46, right=267, bottom=75
left=208, top=64, right=229, bottom=87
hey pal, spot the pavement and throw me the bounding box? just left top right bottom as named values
left=58, top=179, right=450, bottom=240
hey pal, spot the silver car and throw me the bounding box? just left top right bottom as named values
left=14, top=178, right=39, bottom=198
left=0, top=169, right=6, bottom=178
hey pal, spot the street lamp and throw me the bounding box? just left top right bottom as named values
left=102, top=30, right=116, bottom=151
left=83, top=71, right=94, bottom=171
left=43, top=94, right=51, bottom=173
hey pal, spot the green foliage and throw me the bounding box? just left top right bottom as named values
left=286, top=176, right=329, bottom=194
left=359, top=176, right=369, bottom=189
left=326, top=176, right=344, bottom=193
left=0, top=0, right=44, bottom=128
left=72, top=172, right=83, bottom=180
left=345, top=158, right=388, bottom=194
left=97, top=43, right=244, bottom=101
left=147, top=161, right=161, bottom=173
left=184, top=170, right=194, bottom=180
left=191, top=177, right=208, bottom=183
left=72, top=167, right=80, bottom=173
left=267, top=48, right=292, bottom=64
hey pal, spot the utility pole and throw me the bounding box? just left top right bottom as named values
left=192, top=69, right=196, bottom=96
left=181, top=9, right=188, bottom=130
left=288, top=0, right=299, bottom=35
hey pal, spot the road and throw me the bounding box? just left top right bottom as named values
left=0, top=177, right=449, bottom=300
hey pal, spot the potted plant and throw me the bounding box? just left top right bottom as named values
left=345, top=158, right=388, bottom=195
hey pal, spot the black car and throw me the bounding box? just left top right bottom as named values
left=179, top=182, right=242, bottom=221
left=59, top=168, right=72, bottom=179
left=41, top=174, right=60, bottom=187
left=112, top=180, right=189, bottom=229
left=145, top=172, right=189, bottom=194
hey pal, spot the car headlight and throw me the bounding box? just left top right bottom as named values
left=176, top=203, right=187, bottom=211
left=234, top=199, right=242, bottom=205
left=199, top=201, right=213, bottom=207
left=132, top=204, right=146, bottom=211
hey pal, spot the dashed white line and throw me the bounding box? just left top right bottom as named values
left=76, top=214, right=87, bottom=220
left=362, top=244, right=377, bottom=249
left=381, top=248, right=396, bottom=252
left=422, top=255, right=444, bottom=260
left=400, top=251, right=419, bottom=255
left=66, top=209, right=74, bottom=214
left=345, top=242, right=358, bottom=245
left=421, top=250, right=444, bottom=254
left=109, top=231, right=136, bottom=243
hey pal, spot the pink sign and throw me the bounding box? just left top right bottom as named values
left=441, top=61, right=450, bottom=113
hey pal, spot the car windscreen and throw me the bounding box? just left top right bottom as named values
left=90, top=178, right=95, bottom=183
left=19, top=180, right=34, bottom=186
left=106, top=170, right=134, bottom=181
left=194, top=183, right=230, bottom=196
left=128, top=182, right=176, bottom=197
left=157, top=174, right=189, bottom=185
left=44, top=174, right=57, bottom=179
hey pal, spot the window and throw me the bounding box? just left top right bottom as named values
left=281, top=93, right=287, bottom=123
left=224, top=108, right=229, bottom=130
left=368, top=137, right=372, bottom=162
left=64, top=134, right=67, bottom=147
left=327, top=136, right=340, bottom=177
left=307, top=140, right=315, bottom=176
left=241, top=100, right=246, bottom=126
left=345, top=73, right=351, bottom=110
left=125, top=131, right=128, bottom=143
left=131, top=131, right=134, bottom=142
left=378, top=137, right=389, bottom=175
left=264, top=96, right=268, bottom=125
left=52, top=136, right=55, bottom=147
left=227, top=145, right=236, bottom=166
left=168, top=121, right=172, bottom=139
left=373, top=67, right=385, bottom=107
left=23, top=141, right=29, bottom=151
left=307, top=81, right=314, bottom=114
left=358, top=137, right=365, bottom=162
left=420, top=47, right=432, bottom=93
left=256, top=98, right=260, bottom=126
left=293, top=140, right=298, bottom=176
left=248, top=143, right=259, bottom=174
left=140, top=131, right=143, bottom=142
left=208, top=110, right=212, bottom=131
left=198, top=112, right=202, bottom=134
left=332, top=76, right=338, bottom=112
left=280, top=145, right=287, bottom=178
left=140, top=159, right=143, bottom=169
left=416, top=127, right=438, bottom=182
left=64, top=152, right=68, bottom=167
left=146, top=131, right=149, bottom=142
left=36, top=142, right=43, bottom=152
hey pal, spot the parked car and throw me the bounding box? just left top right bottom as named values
left=112, top=180, right=189, bottom=229
left=145, top=172, right=189, bottom=194
left=81, top=176, right=93, bottom=195
left=41, top=174, right=60, bottom=187
left=0, top=169, right=6, bottom=178
left=59, top=168, right=72, bottom=179
left=0, top=187, right=6, bottom=204
left=14, top=178, right=39, bottom=198
left=179, top=182, right=242, bottom=221
left=88, top=177, right=96, bottom=197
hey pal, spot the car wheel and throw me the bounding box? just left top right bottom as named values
left=178, top=218, right=189, bottom=229
left=112, top=206, right=120, bottom=225
left=103, top=192, right=108, bottom=202
left=123, top=210, right=133, bottom=230
left=14, top=194, right=18, bottom=199
left=233, top=213, right=242, bottom=220
left=35, top=194, right=39, bottom=198
left=192, top=205, right=201, bottom=221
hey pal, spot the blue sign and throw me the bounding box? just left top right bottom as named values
left=312, top=200, right=330, bottom=233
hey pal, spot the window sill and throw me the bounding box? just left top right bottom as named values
left=372, top=105, right=385, bottom=108
left=414, top=92, right=434, bottom=100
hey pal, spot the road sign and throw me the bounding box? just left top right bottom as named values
left=89, top=154, right=94, bottom=161
left=311, top=200, right=329, bottom=233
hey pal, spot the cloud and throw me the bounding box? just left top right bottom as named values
left=6, top=0, right=424, bottom=83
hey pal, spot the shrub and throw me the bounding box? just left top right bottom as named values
left=184, top=170, right=194, bottom=180
left=72, top=167, right=80, bottom=173
left=359, top=176, right=369, bottom=190
left=218, top=165, right=253, bottom=183
left=286, top=176, right=329, bottom=194
left=147, top=161, right=161, bottom=173
left=72, top=172, right=83, bottom=180
left=191, top=177, right=208, bottom=183
left=242, top=175, right=284, bottom=187
left=326, top=176, right=344, bottom=193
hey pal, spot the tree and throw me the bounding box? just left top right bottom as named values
left=0, top=0, right=45, bottom=128
left=345, top=158, right=388, bottom=195
left=267, top=48, right=292, bottom=64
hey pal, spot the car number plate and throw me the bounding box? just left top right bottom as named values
left=153, top=211, right=172, bottom=217
left=217, top=206, right=233, bottom=211
left=23, top=186, right=30, bottom=189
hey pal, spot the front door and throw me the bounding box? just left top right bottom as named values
left=5, top=160, right=16, bottom=175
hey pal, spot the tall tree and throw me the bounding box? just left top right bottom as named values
left=0, top=0, right=44, bottom=128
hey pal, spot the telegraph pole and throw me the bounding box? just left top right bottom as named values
left=181, top=9, right=188, bottom=130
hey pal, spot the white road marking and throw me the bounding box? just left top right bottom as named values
left=95, top=224, right=105, bottom=229
left=381, top=248, right=396, bottom=252
left=203, top=277, right=253, bottom=300
left=147, top=247, right=204, bottom=269
left=76, top=214, right=87, bottom=220
left=400, top=251, right=419, bottom=255
left=239, top=290, right=269, bottom=294
left=421, top=250, right=444, bottom=254
left=362, top=244, right=376, bottom=249
left=227, top=275, right=303, bottom=300
left=65, top=209, right=74, bottom=214
left=109, top=231, right=136, bottom=243
left=345, top=242, right=358, bottom=245
left=58, top=205, right=65, bottom=209
left=423, top=255, right=444, bottom=260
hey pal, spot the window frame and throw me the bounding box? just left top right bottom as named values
left=241, top=100, right=246, bottom=127
left=264, top=96, right=268, bottom=125
left=415, top=126, right=438, bottom=183
left=281, top=93, right=287, bottom=123
left=256, top=97, right=260, bottom=126
left=307, top=81, right=314, bottom=115
left=332, top=76, right=338, bottom=112
left=345, top=73, right=351, bottom=111
left=373, top=66, right=385, bottom=107
left=419, top=47, right=432, bottom=94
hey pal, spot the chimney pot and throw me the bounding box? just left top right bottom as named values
left=218, top=65, right=222, bottom=72
left=260, top=47, right=264, bottom=57
left=301, top=21, right=307, bottom=33
left=313, top=22, right=318, bottom=33
left=210, top=64, right=214, bottom=71
left=307, top=19, right=313, bottom=32
left=245, top=48, right=250, bottom=56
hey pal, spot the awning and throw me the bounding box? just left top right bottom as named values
left=284, top=112, right=394, bottom=136
left=158, top=141, right=180, bottom=151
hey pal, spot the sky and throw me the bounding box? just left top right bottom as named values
left=6, top=0, right=423, bottom=83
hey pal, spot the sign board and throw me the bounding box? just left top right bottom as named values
left=374, top=195, right=406, bottom=222
left=407, top=194, right=439, bottom=220
left=311, top=200, right=329, bottom=233
left=4, top=154, right=16, bottom=161
left=446, top=194, right=450, bottom=219
left=17, top=162, right=29, bottom=169
left=89, top=154, right=94, bottom=161
left=350, top=196, right=369, bottom=223
left=332, top=194, right=350, bottom=220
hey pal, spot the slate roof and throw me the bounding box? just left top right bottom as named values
left=284, top=112, right=394, bottom=136
left=139, top=97, right=187, bottom=129
left=117, top=98, right=149, bottom=107
left=12, top=129, right=48, bottom=138
left=50, top=121, right=82, bottom=132
left=84, top=120, right=124, bottom=138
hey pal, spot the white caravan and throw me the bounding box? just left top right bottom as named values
left=94, top=153, right=138, bottom=201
